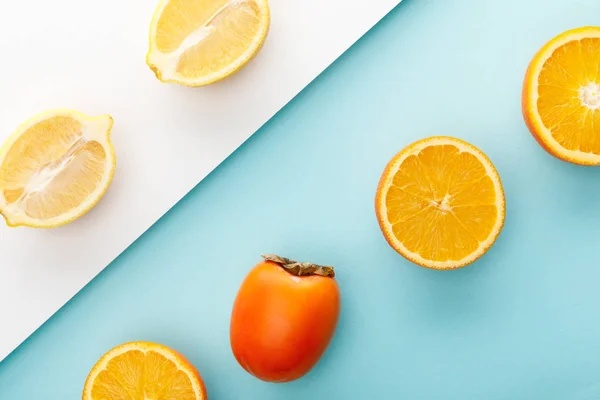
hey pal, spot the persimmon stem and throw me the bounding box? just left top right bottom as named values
left=261, top=254, right=335, bottom=278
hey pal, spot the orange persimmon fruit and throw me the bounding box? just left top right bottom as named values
left=230, top=255, right=341, bottom=383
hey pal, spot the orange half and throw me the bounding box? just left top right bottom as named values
left=375, top=137, right=505, bottom=270
left=523, top=26, right=600, bottom=165
left=83, top=342, right=207, bottom=400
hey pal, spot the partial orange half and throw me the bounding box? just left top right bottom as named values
left=375, top=137, right=505, bottom=270
left=83, top=342, right=207, bottom=400
left=523, top=26, right=600, bottom=165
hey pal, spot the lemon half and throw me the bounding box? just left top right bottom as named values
left=0, top=109, right=116, bottom=228
left=147, top=0, right=270, bottom=87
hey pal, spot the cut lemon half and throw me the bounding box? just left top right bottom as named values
left=523, top=26, right=600, bottom=165
left=83, top=342, right=207, bottom=400
left=0, top=109, right=116, bottom=228
left=147, top=0, right=270, bottom=87
left=375, top=137, right=505, bottom=270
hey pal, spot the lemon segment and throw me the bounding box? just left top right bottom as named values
left=147, top=0, right=270, bottom=86
left=0, top=110, right=116, bottom=228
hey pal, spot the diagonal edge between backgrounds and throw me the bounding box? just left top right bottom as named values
left=0, top=0, right=405, bottom=364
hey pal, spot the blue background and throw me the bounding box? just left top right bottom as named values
left=2, top=0, right=600, bottom=398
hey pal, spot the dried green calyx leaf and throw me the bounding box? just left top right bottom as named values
left=261, top=254, right=335, bottom=278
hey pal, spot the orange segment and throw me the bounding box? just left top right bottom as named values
left=83, top=342, right=207, bottom=400
left=375, top=137, right=505, bottom=270
left=523, top=26, right=600, bottom=165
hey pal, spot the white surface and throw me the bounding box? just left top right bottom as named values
left=0, top=0, right=401, bottom=361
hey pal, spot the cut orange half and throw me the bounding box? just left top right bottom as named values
left=0, top=109, right=116, bottom=228
left=523, top=26, right=600, bottom=165
left=375, top=137, right=505, bottom=270
left=147, top=0, right=271, bottom=86
left=83, top=342, right=207, bottom=400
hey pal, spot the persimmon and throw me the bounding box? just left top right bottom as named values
left=230, top=254, right=341, bottom=383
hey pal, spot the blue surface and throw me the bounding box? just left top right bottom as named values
left=2, top=0, right=600, bottom=398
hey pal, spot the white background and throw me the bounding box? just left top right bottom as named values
left=0, top=0, right=401, bottom=361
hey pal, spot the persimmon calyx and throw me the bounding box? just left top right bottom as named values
left=261, top=254, right=335, bottom=278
